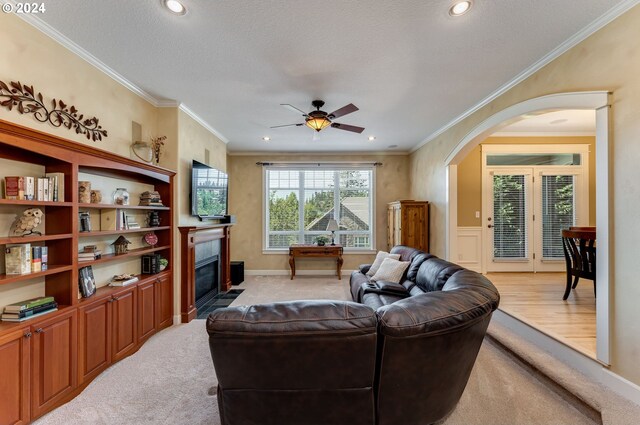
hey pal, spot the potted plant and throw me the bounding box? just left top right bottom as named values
left=315, top=235, right=329, bottom=246
left=159, top=258, right=169, bottom=271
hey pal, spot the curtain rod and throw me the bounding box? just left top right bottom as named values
left=256, top=161, right=382, bottom=167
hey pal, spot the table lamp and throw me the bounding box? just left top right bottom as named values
left=326, top=219, right=339, bottom=246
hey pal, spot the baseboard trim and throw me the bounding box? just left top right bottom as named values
left=493, top=310, right=640, bottom=406
left=246, top=269, right=340, bottom=276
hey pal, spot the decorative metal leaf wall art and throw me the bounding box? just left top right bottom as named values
left=0, top=79, right=108, bottom=141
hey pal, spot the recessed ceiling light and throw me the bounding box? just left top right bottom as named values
left=163, top=0, right=187, bottom=15
left=388, top=144, right=398, bottom=149
left=263, top=136, right=271, bottom=141
left=368, top=136, right=376, bottom=141
left=449, top=1, right=472, bottom=16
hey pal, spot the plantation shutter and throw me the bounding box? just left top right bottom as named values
left=541, top=175, right=576, bottom=259
left=492, top=174, right=528, bottom=259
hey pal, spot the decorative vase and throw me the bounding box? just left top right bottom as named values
left=78, top=181, right=91, bottom=203
left=317, top=241, right=325, bottom=246
left=113, top=188, right=130, bottom=205
left=90, top=190, right=102, bottom=203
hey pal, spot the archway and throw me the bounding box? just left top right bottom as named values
left=445, top=91, right=610, bottom=364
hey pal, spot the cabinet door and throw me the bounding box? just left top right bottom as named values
left=0, top=328, right=30, bottom=425
left=155, top=274, right=173, bottom=330
left=31, top=309, right=77, bottom=419
left=78, top=298, right=111, bottom=384
left=111, top=287, right=137, bottom=362
left=138, top=280, right=156, bottom=343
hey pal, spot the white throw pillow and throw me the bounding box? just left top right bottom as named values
left=366, top=251, right=401, bottom=276
left=370, top=258, right=411, bottom=283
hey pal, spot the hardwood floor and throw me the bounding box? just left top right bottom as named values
left=487, top=272, right=596, bottom=358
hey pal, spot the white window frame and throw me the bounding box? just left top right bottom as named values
left=262, top=163, right=376, bottom=253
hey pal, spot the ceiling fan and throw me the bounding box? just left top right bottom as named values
left=271, top=100, right=365, bottom=134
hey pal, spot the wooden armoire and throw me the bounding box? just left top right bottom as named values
left=387, top=200, right=430, bottom=252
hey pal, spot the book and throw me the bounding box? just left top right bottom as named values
left=36, top=177, right=45, bottom=201
left=110, top=273, right=138, bottom=286
left=41, top=246, right=48, bottom=271
left=4, top=176, right=19, bottom=199
left=79, top=211, right=92, bottom=232
left=5, top=243, right=32, bottom=274
left=45, top=172, right=65, bottom=202
left=3, top=296, right=55, bottom=312
left=25, top=176, right=35, bottom=200
left=125, top=215, right=141, bottom=229
left=31, top=246, right=42, bottom=273
left=100, top=209, right=118, bottom=231
left=1, top=308, right=58, bottom=322
left=17, top=177, right=25, bottom=200
left=2, top=301, right=58, bottom=319
left=42, top=177, right=49, bottom=201
left=78, top=266, right=96, bottom=298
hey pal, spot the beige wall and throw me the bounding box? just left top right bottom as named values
left=410, top=5, right=640, bottom=384
left=228, top=154, right=410, bottom=271
left=0, top=14, right=228, bottom=321
left=457, top=136, right=596, bottom=227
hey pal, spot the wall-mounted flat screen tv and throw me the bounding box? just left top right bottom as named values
left=191, top=160, right=228, bottom=219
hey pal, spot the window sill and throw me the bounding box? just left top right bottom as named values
left=262, top=249, right=376, bottom=255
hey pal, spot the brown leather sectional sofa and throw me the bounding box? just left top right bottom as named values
left=207, top=245, right=500, bottom=425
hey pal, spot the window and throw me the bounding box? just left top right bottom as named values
left=265, top=166, right=374, bottom=250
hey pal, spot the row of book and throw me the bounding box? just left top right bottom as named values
left=3, top=174, right=65, bottom=202
left=79, top=210, right=142, bottom=232
left=4, top=243, right=49, bottom=275
left=1, top=296, right=58, bottom=322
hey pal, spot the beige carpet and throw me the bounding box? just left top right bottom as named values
left=35, top=275, right=640, bottom=425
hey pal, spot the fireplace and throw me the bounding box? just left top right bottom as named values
left=194, top=239, right=221, bottom=310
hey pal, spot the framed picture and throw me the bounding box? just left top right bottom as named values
left=79, top=266, right=96, bottom=298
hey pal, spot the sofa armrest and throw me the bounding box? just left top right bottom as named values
left=360, top=280, right=410, bottom=300
left=358, top=264, right=372, bottom=274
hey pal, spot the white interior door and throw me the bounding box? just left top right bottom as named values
left=486, top=169, right=534, bottom=272
left=485, top=167, right=586, bottom=272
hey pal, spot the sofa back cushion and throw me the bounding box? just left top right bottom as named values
left=415, top=258, right=463, bottom=292
left=390, top=245, right=422, bottom=262
left=405, top=252, right=434, bottom=282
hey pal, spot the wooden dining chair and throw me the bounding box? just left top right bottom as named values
left=561, top=229, right=596, bottom=300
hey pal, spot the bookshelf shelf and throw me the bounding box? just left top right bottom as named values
left=77, top=203, right=169, bottom=211
left=76, top=271, right=169, bottom=306
left=77, top=245, right=170, bottom=267
left=0, top=265, right=74, bottom=286
left=0, top=199, right=73, bottom=207
left=0, top=233, right=73, bottom=245
left=0, top=304, right=72, bottom=333
left=77, top=226, right=170, bottom=237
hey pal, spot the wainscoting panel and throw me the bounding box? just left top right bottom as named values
left=456, top=227, right=482, bottom=272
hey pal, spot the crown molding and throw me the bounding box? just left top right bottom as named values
left=178, top=104, right=229, bottom=144
left=410, top=0, right=640, bottom=153
left=12, top=6, right=230, bottom=144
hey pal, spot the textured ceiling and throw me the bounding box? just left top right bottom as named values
left=33, top=0, right=626, bottom=152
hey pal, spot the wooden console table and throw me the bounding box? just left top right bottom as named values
left=289, top=244, right=344, bottom=280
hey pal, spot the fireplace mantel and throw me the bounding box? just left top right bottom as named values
left=179, top=223, right=234, bottom=323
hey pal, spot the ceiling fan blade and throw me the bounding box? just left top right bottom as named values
left=328, top=103, right=358, bottom=119
left=331, top=123, right=365, bottom=134
left=270, top=123, right=304, bottom=129
left=280, top=104, right=309, bottom=116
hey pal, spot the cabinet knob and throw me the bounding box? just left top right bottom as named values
left=35, top=328, right=44, bottom=334
left=24, top=332, right=32, bottom=339
left=112, top=296, right=119, bottom=302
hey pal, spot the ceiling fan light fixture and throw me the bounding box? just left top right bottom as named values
left=305, top=117, right=332, bottom=132
left=449, top=1, right=472, bottom=16
left=164, top=0, right=187, bottom=15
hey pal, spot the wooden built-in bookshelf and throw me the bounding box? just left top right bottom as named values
left=0, top=119, right=176, bottom=424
